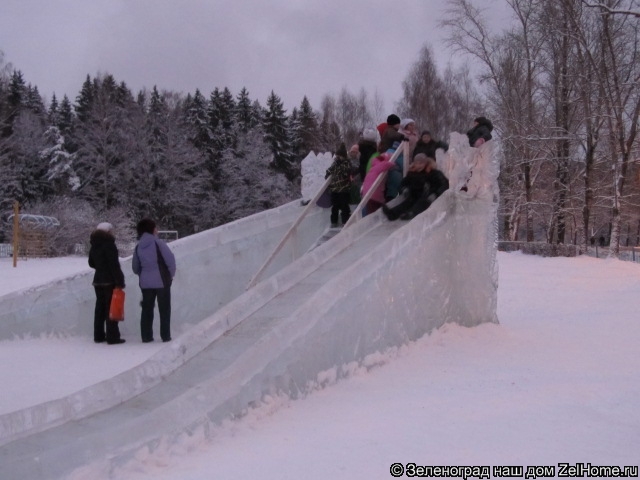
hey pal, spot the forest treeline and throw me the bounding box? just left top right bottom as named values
left=0, top=43, right=478, bottom=251
left=1, top=0, right=639, bottom=256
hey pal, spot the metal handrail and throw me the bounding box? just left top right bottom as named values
left=246, top=176, right=333, bottom=290
left=343, top=143, right=406, bottom=229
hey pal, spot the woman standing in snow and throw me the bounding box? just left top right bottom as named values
left=88, top=222, right=126, bottom=345
left=132, top=218, right=176, bottom=343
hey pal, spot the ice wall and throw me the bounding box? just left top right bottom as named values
left=212, top=134, right=500, bottom=410
left=0, top=201, right=327, bottom=341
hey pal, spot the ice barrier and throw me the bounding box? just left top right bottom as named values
left=0, top=201, right=327, bottom=342
left=0, top=134, right=499, bottom=478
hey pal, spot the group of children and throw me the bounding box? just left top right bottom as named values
left=324, top=114, right=493, bottom=227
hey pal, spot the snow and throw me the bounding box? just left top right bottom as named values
left=0, top=256, right=90, bottom=297
left=1, top=251, right=639, bottom=478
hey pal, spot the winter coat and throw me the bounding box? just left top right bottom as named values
left=466, top=118, right=493, bottom=147
left=385, top=146, right=405, bottom=200
left=325, top=155, right=352, bottom=193
left=132, top=233, right=176, bottom=289
left=399, top=128, right=419, bottom=158
left=88, top=230, right=125, bottom=288
left=357, top=139, right=378, bottom=181
left=379, top=126, right=405, bottom=153
left=400, top=170, right=429, bottom=197
left=413, top=137, right=448, bottom=160
left=362, top=154, right=395, bottom=204
left=425, top=169, right=450, bottom=199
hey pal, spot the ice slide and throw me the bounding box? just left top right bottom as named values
left=0, top=133, right=499, bottom=479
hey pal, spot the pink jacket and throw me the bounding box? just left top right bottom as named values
left=362, top=153, right=394, bottom=204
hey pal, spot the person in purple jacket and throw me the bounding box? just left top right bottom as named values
left=132, top=218, right=176, bottom=343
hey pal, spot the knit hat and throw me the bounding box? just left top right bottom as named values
left=421, top=130, right=431, bottom=136
left=386, top=114, right=401, bottom=126
left=96, top=222, right=113, bottom=232
left=400, top=118, right=415, bottom=129
left=362, top=128, right=378, bottom=142
left=336, top=143, right=348, bottom=158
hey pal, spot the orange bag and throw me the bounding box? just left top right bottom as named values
left=109, top=287, right=125, bottom=321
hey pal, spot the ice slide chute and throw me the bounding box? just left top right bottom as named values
left=0, top=133, right=499, bottom=479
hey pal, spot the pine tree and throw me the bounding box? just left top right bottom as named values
left=297, top=96, right=320, bottom=156
left=75, top=75, right=95, bottom=123
left=25, top=85, right=45, bottom=116
left=48, top=93, right=60, bottom=126
left=187, top=89, right=212, bottom=152
left=208, top=88, right=222, bottom=131
left=263, top=91, right=295, bottom=180
left=219, top=87, right=235, bottom=130
left=57, top=95, right=74, bottom=141
left=3, top=70, right=26, bottom=137
left=208, top=87, right=236, bottom=151
left=235, top=87, right=253, bottom=132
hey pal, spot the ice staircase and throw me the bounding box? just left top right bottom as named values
left=0, top=133, right=499, bottom=479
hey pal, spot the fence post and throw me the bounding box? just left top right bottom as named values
left=12, top=201, right=19, bottom=268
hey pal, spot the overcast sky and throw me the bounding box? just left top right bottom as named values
left=0, top=0, right=507, bottom=114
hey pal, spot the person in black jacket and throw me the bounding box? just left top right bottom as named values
left=382, top=154, right=430, bottom=221
left=466, top=116, right=493, bottom=147
left=401, top=156, right=450, bottom=220
left=88, top=222, right=126, bottom=344
left=357, top=128, right=378, bottom=181
left=413, top=130, right=448, bottom=160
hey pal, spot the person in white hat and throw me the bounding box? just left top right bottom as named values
left=88, top=222, right=126, bottom=344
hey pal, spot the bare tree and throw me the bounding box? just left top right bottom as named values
left=444, top=0, right=547, bottom=242
left=582, top=0, right=640, bottom=17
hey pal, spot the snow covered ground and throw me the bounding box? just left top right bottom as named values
left=1, top=252, right=639, bottom=479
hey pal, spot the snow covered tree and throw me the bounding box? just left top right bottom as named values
left=209, top=87, right=237, bottom=152
left=185, top=89, right=212, bottom=153
left=41, top=125, right=78, bottom=195
left=216, top=126, right=298, bottom=224
left=71, top=74, right=141, bottom=209
left=0, top=110, right=51, bottom=208
left=135, top=89, right=210, bottom=235
left=25, top=85, right=45, bottom=116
